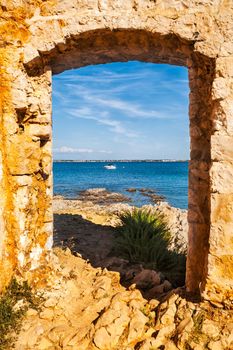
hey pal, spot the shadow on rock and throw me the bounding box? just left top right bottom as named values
left=54, top=213, right=185, bottom=300
left=54, top=213, right=115, bottom=267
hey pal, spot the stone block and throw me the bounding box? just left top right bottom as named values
left=216, top=57, right=233, bottom=77
left=219, top=41, right=233, bottom=57
left=3, top=114, right=18, bottom=135
left=27, top=124, right=51, bottom=140
left=23, top=44, right=39, bottom=65
left=39, top=92, right=51, bottom=115
left=11, top=73, right=28, bottom=109
left=211, top=193, right=233, bottom=224
left=209, top=222, right=233, bottom=255
left=212, top=77, right=230, bottom=100
left=219, top=98, right=233, bottom=134
left=211, top=134, right=233, bottom=161
left=15, top=175, right=33, bottom=187
left=7, top=135, right=41, bottom=175
left=13, top=186, right=30, bottom=210
left=210, top=161, right=233, bottom=194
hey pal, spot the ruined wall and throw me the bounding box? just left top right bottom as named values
left=0, top=0, right=233, bottom=306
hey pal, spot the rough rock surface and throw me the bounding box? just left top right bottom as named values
left=52, top=194, right=187, bottom=298
left=14, top=249, right=233, bottom=350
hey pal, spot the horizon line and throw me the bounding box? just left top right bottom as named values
left=53, top=159, right=189, bottom=162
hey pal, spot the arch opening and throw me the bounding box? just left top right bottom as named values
left=52, top=61, right=190, bottom=296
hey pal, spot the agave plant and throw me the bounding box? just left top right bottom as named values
left=114, top=208, right=186, bottom=286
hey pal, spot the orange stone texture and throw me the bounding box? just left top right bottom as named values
left=0, top=0, right=232, bottom=307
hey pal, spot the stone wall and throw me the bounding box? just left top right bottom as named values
left=0, top=0, right=232, bottom=306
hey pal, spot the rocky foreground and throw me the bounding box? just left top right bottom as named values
left=15, top=249, right=232, bottom=350
left=14, top=190, right=233, bottom=349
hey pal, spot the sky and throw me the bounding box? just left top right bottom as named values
left=52, top=61, right=189, bottom=160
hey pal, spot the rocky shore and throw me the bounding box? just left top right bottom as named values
left=53, top=188, right=188, bottom=255
left=52, top=188, right=188, bottom=297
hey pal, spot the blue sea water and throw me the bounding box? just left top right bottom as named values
left=53, top=161, right=188, bottom=209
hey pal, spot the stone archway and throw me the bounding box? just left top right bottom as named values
left=0, top=0, right=232, bottom=306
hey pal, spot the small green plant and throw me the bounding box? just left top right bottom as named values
left=193, top=311, right=205, bottom=333
left=185, top=311, right=208, bottom=347
left=0, top=278, right=42, bottom=350
left=114, top=208, right=186, bottom=286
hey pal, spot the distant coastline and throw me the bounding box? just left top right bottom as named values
left=54, top=159, right=189, bottom=163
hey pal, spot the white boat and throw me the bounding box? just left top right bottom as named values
left=104, top=164, right=116, bottom=170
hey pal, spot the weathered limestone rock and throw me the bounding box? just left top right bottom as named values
left=14, top=249, right=233, bottom=350
left=0, top=0, right=233, bottom=306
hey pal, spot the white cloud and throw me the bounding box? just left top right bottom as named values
left=65, top=86, right=176, bottom=120
left=90, top=96, right=163, bottom=119
left=55, top=69, right=156, bottom=84
left=68, top=107, right=138, bottom=138
left=53, top=146, right=93, bottom=153
left=53, top=146, right=112, bottom=154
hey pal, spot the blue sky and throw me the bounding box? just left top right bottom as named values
left=52, top=61, right=189, bottom=160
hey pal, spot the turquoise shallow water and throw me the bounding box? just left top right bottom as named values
left=53, top=161, right=188, bottom=209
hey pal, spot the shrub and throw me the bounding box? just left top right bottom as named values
left=114, top=208, right=186, bottom=286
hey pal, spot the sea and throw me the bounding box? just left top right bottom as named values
left=53, top=161, right=188, bottom=209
